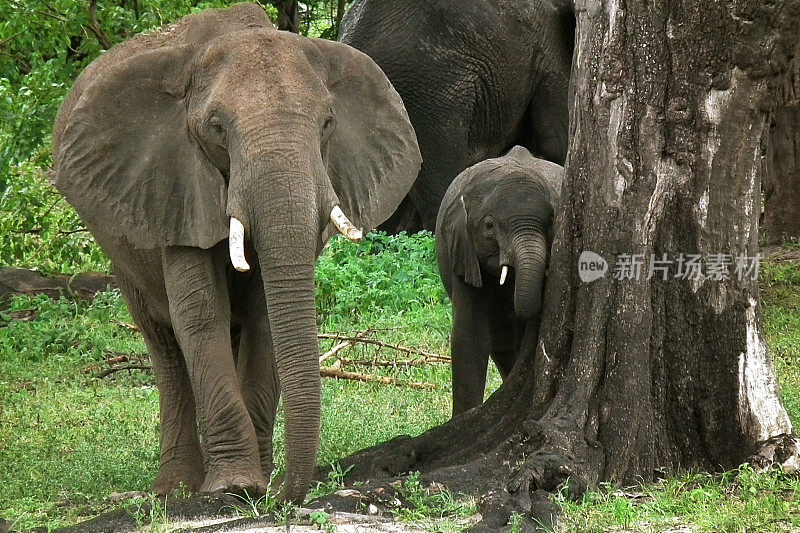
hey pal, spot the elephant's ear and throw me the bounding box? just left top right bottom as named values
left=53, top=45, right=228, bottom=250
left=309, top=39, right=421, bottom=233
left=438, top=193, right=482, bottom=288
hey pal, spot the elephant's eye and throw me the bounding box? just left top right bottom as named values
left=208, top=116, right=225, bottom=138
left=482, top=217, right=495, bottom=234
left=322, top=114, right=336, bottom=142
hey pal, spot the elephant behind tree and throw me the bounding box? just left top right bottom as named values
left=436, top=146, right=563, bottom=416
left=52, top=3, right=421, bottom=503
left=340, top=0, right=573, bottom=232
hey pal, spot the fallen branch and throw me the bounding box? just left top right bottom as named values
left=336, top=357, right=447, bottom=368
left=91, top=353, right=437, bottom=389
left=320, top=367, right=435, bottom=390
left=318, top=333, right=448, bottom=362
left=0, top=268, right=115, bottom=302
left=110, top=323, right=448, bottom=364
left=112, top=320, right=139, bottom=331
left=319, top=340, right=354, bottom=365
left=95, top=364, right=152, bottom=379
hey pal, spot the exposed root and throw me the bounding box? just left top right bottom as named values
left=748, top=433, right=800, bottom=473
left=317, top=409, right=593, bottom=531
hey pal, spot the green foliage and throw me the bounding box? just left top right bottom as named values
left=0, top=154, right=110, bottom=273
left=316, top=232, right=449, bottom=330
left=761, top=244, right=800, bottom=429
left=308, top=462, right=353, bottom=499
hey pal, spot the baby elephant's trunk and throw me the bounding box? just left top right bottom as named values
left=510, top=230, right=549, bottom=321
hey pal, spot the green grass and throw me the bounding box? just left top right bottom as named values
left=762, top=243, right=800, bottom=431
left=1, top=237, right=799, bottom=531
left=558, top=466, right=800, bottom=532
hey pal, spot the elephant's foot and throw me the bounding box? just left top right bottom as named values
left=201, top=469, right=268, bottom=496
left=152, top=462, right=204, bottom=496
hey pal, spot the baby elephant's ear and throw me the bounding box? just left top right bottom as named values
left=53, top=45, right=228, bottom=250
left=438, top=193, right=482, bottom=288
left=310, top=39, right=421, bottom=233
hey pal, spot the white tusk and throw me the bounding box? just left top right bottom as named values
left=330, top=206, right=363, bottom=243
left=229, top=218, right=250, bottom=272
left=500, top=265, right=509, bottom=286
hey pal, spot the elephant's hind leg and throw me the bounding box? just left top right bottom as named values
left=116, top=278, right=204, bottom=495
left=163, top=246, right=266, bottom=495
left=234, top=272, right=280, bottom=481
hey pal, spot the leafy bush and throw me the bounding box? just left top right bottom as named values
left=0, top=153, right=110, bottom=273
left=316, top=232, right=449, bottom=330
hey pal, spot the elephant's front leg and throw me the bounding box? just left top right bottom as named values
left=162, top=246, right=266, bottom=494
left=450, top=278, right=494, bottom=416
left=116, top=277, right=204, bottom=495
left=234, top=270, right=280, bottom=480
left=488, top=311, right=522, bottom=381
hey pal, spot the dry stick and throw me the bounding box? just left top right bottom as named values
left=336, top=357, right=442, bottom=368
left=319, top=340, right=354, bottom=365
left=93, top=356, right=436, bottom=390
left=318, top=333, right=449, bottom=362
left=95, top=364, right=152, bottom=379
left=112, top=321, right=446, bottom=362
left=112, top=320, right=139, bottom=331
left=319, top=367, right=435, bottom=390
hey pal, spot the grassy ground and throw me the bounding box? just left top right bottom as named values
left=1, top=235, right=799, bottom=531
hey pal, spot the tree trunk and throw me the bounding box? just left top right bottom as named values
left=273, top=0, right=300, bottom=32
left=328, top=0, right=800, bottom=529
left=763, top=55, right=800, bottom=244
left=335, top=0, right=347, bottom=32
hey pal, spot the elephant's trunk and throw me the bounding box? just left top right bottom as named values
left=510, top=227, right=549, bottom=321
left=238, top=165, right=321, bottom=505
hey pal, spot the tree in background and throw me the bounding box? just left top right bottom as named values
left=337, top=0, right=800, bottom=529
left=272, top=0, right=299, bottom=31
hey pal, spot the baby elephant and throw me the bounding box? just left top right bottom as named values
left=436, top=146, right=563, bottom=416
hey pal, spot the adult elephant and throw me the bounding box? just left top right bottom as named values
left=52, top=3, right=420, bottom=503
left=340, top=0, right=573, bottom=232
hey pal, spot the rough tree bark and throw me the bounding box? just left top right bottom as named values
left=329, top=0, right=800, bottom=529
left=763, top=55, right=800, bottom=244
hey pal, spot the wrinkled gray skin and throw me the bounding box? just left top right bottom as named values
left=436, top=147, right=563, bottom=416
left=52, top=3, right=420, bottom=503
left=340, top=0, right=573, bottom=232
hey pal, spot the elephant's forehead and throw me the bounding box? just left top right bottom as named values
left=472, top=173, right=554, bottom=216
left=199, top=30, right=316, bottom=80
left=474, top=170, right=548, bottom=198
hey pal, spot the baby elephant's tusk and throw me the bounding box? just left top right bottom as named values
left=330, top=206, right=363, bottom=243
left=229, top=217, right=251, bottom=272
left=499, top=265, right=509, bottom=286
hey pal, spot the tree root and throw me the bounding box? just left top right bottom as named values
left=748, top=433, right=800, bottom=473
left=316, top=413, right=593, bottom=531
